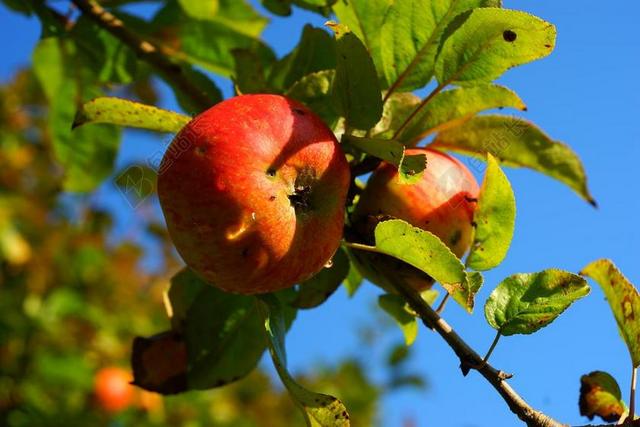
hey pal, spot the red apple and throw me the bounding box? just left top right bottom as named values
left=351, top=148, right=479, bottom=290
left=158, top=94, right=350, bottom=294
left=94, top=367, right=135, bottom=413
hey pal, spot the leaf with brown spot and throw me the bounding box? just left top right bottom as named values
left=581, top=259, right=640, bottom=367
left=579, top=371, right=626, bottom=422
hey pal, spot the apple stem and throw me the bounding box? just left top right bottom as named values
left=435, top=294, right=450, bottom=314
left=630, top=365, right=637, bottom=425
left=342, top=241, right=379, bottom=254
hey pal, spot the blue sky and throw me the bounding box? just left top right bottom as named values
left=2, top=1, right=639, bottom=426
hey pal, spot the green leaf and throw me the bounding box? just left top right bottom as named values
left=581, top=259, right=640, bottom=367
left=71, top=16, right=138, bottom=84
left=441, top=271, right=484, bottom=313
left=327, top=22, right=383, bottom=130
left=380, top=0, right=500, bottom=91
left=261, top=0, right=292, bottom=16
left=398, top=85, right=526, bottom=144
left=579, top=371, right=626, bottom=423
left=484, top=269, right=590, bottom=336
left=1, top=0, right=32, bottom=15
left=153, top=1, right=273, bottom=76
left=435, top=8, right=556, bottom=86
left=343, top=251, right=363, bottom=297
left=73, top=97, right=191, bottom=133
left=378, top=294, right=418, bottom=346
left=232, top=48, right=271, bottom=94
left=286, top=70, right=339, bottom=127
left=293, top=248, right=350, bottom=309
left=133, top=268, right=269, bottom=393
left=332, top=0, right=391, bottom=77
left=343, top=135, right=426, bottom=184
left=269, top=25, right=336, bottom=91
left=200, top=0, right=268, bottom=37
left=466, top=153, right=516, bottom=271
left=258, top=294, right=351, bottom=426
left=371, top=92, right=420, bottom=140
left=374, top=219, right=466, bottom=287
left=171, top=66, right=223, bottom=115
left=178, top=0, right=219, bottom=19
left=431, top=115, right=596, bottom=205
left=33, top=37, right=121, bottom=192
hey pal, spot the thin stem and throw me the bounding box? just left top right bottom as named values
left=435, top=293, right=450, bottom=314
left=341, top=241, right=379, bottom=254
left=630, top=366, right=637, bottom=425
left=483, top=330, right=502, bottom=365
left=70, top=0, right=212, bottom=113
left=392, top=82, right=447, bottom=140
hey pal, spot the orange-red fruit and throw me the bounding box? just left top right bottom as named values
left=158, top=95, right=350, bottom=294
left=94, top=367, right=135, bottom=413
left=352, top=148, right=479, bottom=290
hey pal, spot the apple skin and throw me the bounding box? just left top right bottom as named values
left=158, top=94, right=350, bottom=294
left=351, top=148, right=479, bottom=291
left=94, top=367, right=135, bottom=413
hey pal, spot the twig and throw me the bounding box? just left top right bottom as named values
left=630, top=366, right=637, bottom=425
left=389, top=277, right=566, bottom=427
left=69, top=0, right=212, bottom=112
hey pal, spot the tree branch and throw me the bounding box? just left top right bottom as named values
left=390, top=278, right=566, bottom=427
left=69, top=0, right=212, bottom=112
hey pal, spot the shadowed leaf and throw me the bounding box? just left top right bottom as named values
left=379, top=294, right=418, bottom=346
left=293, top=248, right=350, bottom=309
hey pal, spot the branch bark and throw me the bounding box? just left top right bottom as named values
left=390, top=278, right=566, bottom=427
left=69, top=0, right=212, bottom=112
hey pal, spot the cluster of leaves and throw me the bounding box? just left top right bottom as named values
left=9, top=0, right=640, bottom=425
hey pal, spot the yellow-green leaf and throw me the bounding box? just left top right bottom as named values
left=581, top=259, right=640, bottom=367
left=398, top=85, right=526, bottom=144
left=435, top=8, right=556, bottom=86
left=431, top=115, right=596, bottom=205
left=466, top=153, right=516, bottom=271
left=73, top=97, right=191, bottom=133
left=378, top=294, right=419, bottom=346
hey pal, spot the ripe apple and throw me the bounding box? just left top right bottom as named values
left=94, top=367, right=135, bottom=413
left=350, top=148, right=479, bottom=290
left=158, top=94, right=350, bottom=294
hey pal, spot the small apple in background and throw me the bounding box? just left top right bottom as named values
left=158, top=94, right=350, bottom=294
left=350, top=148, right=479, bottom=291
left=94, top=367, right=135, bottom=413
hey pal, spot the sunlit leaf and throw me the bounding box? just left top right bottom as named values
left=178, top=0, right=219, bottom=19
left=293, top=248, right=350, bottom=309
left=466, top=153, right=516, bottom=271
left=579, top=371, right=626, bottom=423
left=398, top=85, right=526, bottom=144
left=73, top=97, right=191, bottom=133
left=328, top=22, right=382, bottom=130
left=374, top=219, right=466, bottom=287
left=441, top=271, right=483, bottom=313
left=371, top=92, right=420, bottom=140
left=380, top=0, right=500, bottom=91
left=258, top=294, right=351, bottom=426
left=435, top=8, right=556, bottom=86
left=484, top=269, right=590, bottom=336
left=343, top=135, right=426, bottom=184
left=431, top=115, right=596, bottom=205
left=332, top=0, right=391, bottom=76
left=581, top=259, right=640, bottom=367
left=378, top=294, right=418, bottom=346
